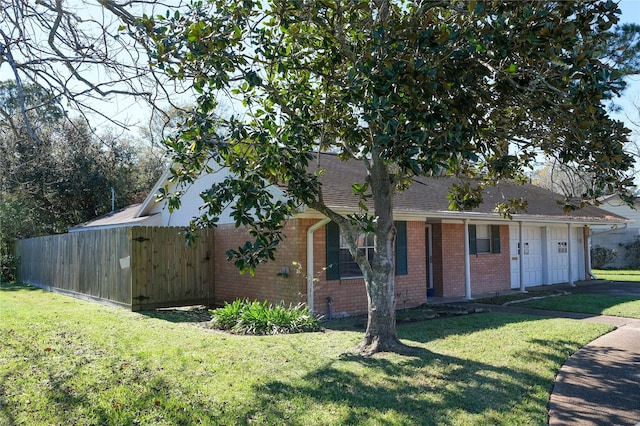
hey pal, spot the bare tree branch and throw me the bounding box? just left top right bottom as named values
left=0, top=0, right=191, bottom=140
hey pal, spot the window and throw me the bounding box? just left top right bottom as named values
left=326, top=221, right=408, bottom=280
left=558, top=241, right=568, bottom=253
left=469, top=224, right=501, bottom=254
left=339, top=233, right=374, bottom=278
left=517, top=242, right=529, bottom=255
left=474, top=225, right=491, bottom=253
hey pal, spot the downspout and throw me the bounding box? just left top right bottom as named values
left=568, top=223, right=574, bottom=286
left=307, top=218, right=331, bottom=315
left=519, top=221, right=526, bottom=293
left=463, top=219, right=472, bottom=300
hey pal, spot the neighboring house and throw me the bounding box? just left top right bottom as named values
left=72, top=153, right=628, bottom=317
left=590, top=194, right=638, bottom=269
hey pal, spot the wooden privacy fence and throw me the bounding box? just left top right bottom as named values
left=16, top=227, right=215, bottom=311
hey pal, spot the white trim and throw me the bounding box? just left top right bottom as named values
left=464, top=219, right=472, bottom=300
left=519, top=221, right=525, bottom=292
left=296, top=207, right=625, bottom=226
left=568, top=223, right=574, bottom=286
left=135, top=167, right=172, bottom=218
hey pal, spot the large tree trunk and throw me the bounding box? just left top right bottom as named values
left=356, top=152, right=411, bottom=356
left=357, top=267, right=408, bottom=355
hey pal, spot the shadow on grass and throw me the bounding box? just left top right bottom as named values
left=139, top=306, right=213, bottom=324
left=232, top=314, right=600, bottom=425
left=0, top=282, right=41, bottom=292
left=244, top=336, right=580, bottom=425
left=0, top=285, right=614, bottom=425
left=0, top=316, right=621, bottom=426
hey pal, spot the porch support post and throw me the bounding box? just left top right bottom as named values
left=568, top=223, right=574, bottom=287
left=519, top=221, right=526, bottom=293
left=307, top=218, right=331, bottom=314
left=585, top=226, right=594, bottom=279
left=464, top=219, right=472, bottom=300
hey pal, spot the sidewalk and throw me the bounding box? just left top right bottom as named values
left=548, top=316, right=640, bottom=426
left=461, top=302, right=640, bottom=426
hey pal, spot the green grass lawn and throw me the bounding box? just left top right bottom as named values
left=519, top=294, right=640, bottom=318
left=592, top=269, right=640, bottom=282
left=0, top=282, right=613, bottom=426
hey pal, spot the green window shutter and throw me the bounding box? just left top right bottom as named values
left=491, top=225, right=501, bottom=254
left=325, top=221, right=341, bottom=280
left=395, top=221, right=408, bottom=276
left=468, top=224, right=477, bottom=255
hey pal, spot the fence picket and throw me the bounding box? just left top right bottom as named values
left=16, top=227, right=214, bottom=311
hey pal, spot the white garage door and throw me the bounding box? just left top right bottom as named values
left=548, top=227, right=569, bottom=283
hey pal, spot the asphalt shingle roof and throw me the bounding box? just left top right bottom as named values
left=311, top=152, right=626, bottom=223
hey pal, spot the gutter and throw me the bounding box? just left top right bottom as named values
left=589, top=223, right=628, bottom=236
left=306, top=218, right=331, bottom=315
left=296, top=207, right=629, bottom=227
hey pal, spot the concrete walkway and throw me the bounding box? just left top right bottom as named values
left=460, top=286, right=640, bottom=426
left=548, top=315, right=640, bottom=426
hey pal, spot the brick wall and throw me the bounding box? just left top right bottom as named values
left=312, top=221, right=427, bottom=318
left=213, top=218, right=512, bottom=315
left=469, top=224, right=511, bottom=294
left=213, top=220, right=308, bottom=307
left=432, top=223, right=511, bottom=298
left=432, top=223, right=466, bottom=297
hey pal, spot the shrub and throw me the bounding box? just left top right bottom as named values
left=0, top=254, right=20, bottom=282
left=210, top=299, right=321, bottom=335
left=621, top=236, right=640, bottom=269
left=590, top=246, right=617, bottom=269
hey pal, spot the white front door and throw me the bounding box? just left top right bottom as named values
left=510, top=225, right=543, bottom=288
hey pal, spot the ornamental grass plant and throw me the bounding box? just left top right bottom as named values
left=210, top=299, right=321, bottom=335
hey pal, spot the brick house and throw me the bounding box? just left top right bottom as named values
left=72, top=153, right=627, bottom=317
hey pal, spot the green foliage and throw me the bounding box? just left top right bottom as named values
left=590, top=245, right=618, bottom=269
left=137, top=0, right=638, bottom=350
left=210, top=299, right=321, bottom=335
left=0, top=254, right=20, bottom=282
left=0, top=81, right=166, bottom=250
left=138, top=0, right=636, bottom=271
left=621, top=236, right=640, bottom=268
left=0, top=81, right=64, bottom=126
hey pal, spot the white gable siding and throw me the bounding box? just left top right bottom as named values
left=144, top=170, right=237, bottom=226
left=596, top=196, right=639, bottom=229
left=591, top=195, right=637, bottom=268
left=142, top=165, right=290, bottom=228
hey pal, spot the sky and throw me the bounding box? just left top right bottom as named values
left=620, top=0, right=640, bottom=27
left=1, top=1, right=639, bottom=136
left=613, top=1, right=640, bottom=130
left=107, top=1, right=640, bottom=136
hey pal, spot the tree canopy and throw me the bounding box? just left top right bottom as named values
left=0, top=81, right=166, bottom=257
left=137, top=0, right=639, bottom=354
left=0, top=0, right=191, bottom=142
